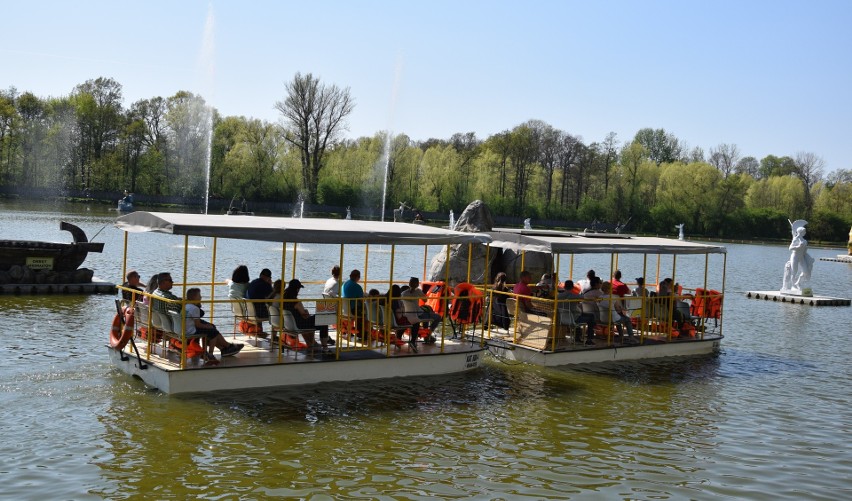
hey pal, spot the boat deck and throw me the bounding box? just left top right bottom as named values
left=482, top=326, right=723, bottom=352
left=121, top=330, right=481, bottom=372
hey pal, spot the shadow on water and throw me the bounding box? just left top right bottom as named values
left=556, top=353, right=724, bottom=385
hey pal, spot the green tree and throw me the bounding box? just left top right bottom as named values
left=71, top=77, right=124, bottom=190
left=275, top=72, right=354, bottom=202
left=633, top=127, right=683, bottom=165
left=758, top=154, right=796, bottom=178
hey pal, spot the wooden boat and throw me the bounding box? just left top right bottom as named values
left=476, top=229, right=726, bottom=366
left=109, top=212, right=491, bottom=394
left=0, top=221, right=105, bottom=273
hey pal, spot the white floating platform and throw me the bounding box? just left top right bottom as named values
left=745, top=290, right=851, bottom=306
left=0, top=278, right=116, bottom=295
left=819, top=255, right=852, bottom=263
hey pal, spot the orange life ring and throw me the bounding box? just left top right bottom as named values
left=109, top=306, right=135, bottom=350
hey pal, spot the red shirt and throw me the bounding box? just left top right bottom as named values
left=611, top=279, right=630, bottom=297
left=513, top=282, right=535, bottom=312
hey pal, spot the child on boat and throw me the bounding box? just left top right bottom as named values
left=185, top=287, right=244, bottom=364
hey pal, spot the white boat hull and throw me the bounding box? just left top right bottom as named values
left=484, top=336, right=722, bottom=367
left=108, top=344, right=485, bottom=394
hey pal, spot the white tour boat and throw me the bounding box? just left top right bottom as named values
left=478, top=229, right=726, bottom=367
left=109, top=212, right=491, bottom=394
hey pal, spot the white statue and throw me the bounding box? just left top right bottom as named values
left=781, top=219, right=815, bottom=295
left=675, top=223, right=685, bottom=241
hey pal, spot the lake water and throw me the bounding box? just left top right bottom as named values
left=1, top=200, right=851, bottom=500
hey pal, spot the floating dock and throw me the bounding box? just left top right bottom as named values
left=0, top=278, right=115, bottom=295
left=745, top=290, right=851, bottom=306
left=819, top=255, right=852, bottom=263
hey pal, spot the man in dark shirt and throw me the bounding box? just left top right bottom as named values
left=121, top=270, right=144, bottom=302
left=246, top=268, right=273, bottom=319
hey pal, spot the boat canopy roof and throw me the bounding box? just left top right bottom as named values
left=487, top=228, right=726, bottom=255
left=115, top=211, right=492, bottom=246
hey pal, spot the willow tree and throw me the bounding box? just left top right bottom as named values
left=275, top=73, right=354, bottom=202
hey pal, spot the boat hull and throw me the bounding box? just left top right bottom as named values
left=108, top=344, right=485, bottom=394
left=484, top=336, right=722, bottom=367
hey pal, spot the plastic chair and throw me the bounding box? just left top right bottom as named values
left=280, top=309, right=313, bottom=358
left=230, top=299, right=248, bottom=337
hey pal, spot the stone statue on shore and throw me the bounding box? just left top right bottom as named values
left=781, top=219, right=814, bottom=295
left=847, top=225, right=852, bottom=255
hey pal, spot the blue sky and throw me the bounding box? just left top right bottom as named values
left=2, top=1, right=849, bottom=172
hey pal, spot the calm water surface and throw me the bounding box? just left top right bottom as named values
left=1, top=201, right=851, bottom=500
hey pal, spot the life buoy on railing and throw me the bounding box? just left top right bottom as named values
left=109, top=306, right=135, bottom=350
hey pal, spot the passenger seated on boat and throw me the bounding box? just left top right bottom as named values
left=401, top=277, right=441, bottom=338
left=185, top=288, right=244, bottom=363
left=557, top=280, right=596, bottom=342
left=657, top=278, right=695, bottom=336
left=600, top=281, right=636, bottom=342
left=576, top=269, right=597, bottom=294
left=245, top=268, right=273, bottom=320
left=611, top=270, right=631, bottom=297
left=227, top=265, right=250, bottom=299
left=385, top=284, right=414, bottom=343
left=322, top=265, right=341, bottom=298
left=535, top=273, right=556, bottom=298
left=513, top=270, right=548, bottom=315
left=632, top=277, right=650, bottom=298
left=152, top=273, right=181, bottom=314
left=342, top=269, right=368, bottom=334
left=142, top=273, right=159, bottom=306
left=121, top=269, right=143, bottom=302
left=490, top=272, right=511, bottom=330
left=279, top=279, right=332, bottom=349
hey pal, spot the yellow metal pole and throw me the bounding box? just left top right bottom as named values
left=209, top=237, right=218, bottom=320
left=386, top=244, right=396, bottom=355
left=442, top=243, right=451, bottom=349
left=422, top=246, right=428, bottom=280
left=291, top=241, right=298, bottom=280
left=121, top=231, right=128, bottom=284
left=569, top=254, right=574, bottom=281
left=720, top=253, right=727, bottom=337
left=466, top=243, right=472, bottom=283
left=364, top=244, right=370, bottom=289
left=180, top=235, right=190, bottom=368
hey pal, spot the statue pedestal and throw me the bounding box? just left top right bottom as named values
left=745, top=290, right=851, bottom=307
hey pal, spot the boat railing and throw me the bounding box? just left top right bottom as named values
left=487, top=285, right=724, bottom=352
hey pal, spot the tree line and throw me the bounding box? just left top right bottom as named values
left=0, top=74, right=850, bottom=242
